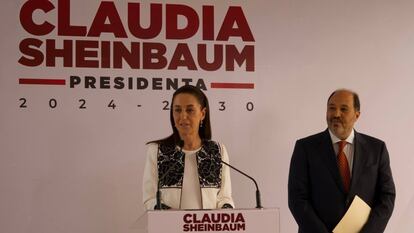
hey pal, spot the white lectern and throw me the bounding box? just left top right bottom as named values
left=134, top=208, right=279, bottom=233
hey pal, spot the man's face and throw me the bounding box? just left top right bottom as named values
left=326, top=91, right=360, bottom=139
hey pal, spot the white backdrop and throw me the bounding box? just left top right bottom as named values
left=1, top=1, right=414, bottom=233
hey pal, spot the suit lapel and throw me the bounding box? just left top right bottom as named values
left=349, top=131, right=368, bottom=194
left=319, top=129, right=346, bottom=193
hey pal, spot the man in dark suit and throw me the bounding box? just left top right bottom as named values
left=288, top=89, right=396, bottom=233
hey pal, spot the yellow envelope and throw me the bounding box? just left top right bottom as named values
left=333, top=195, right=371, bottom=233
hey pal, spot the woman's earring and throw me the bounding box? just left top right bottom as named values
left=200, top=120, right=203, bottom=128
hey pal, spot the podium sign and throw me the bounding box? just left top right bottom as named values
left=137, top=208, right=279, bottom=233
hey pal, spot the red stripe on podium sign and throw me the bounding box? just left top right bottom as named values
left=19, top=78, right=66, bottom=85
left=210, top=82, right=254, bottom=89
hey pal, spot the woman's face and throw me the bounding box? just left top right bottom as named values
left=172, top=93, right=206, bottom=139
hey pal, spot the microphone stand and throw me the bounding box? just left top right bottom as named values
left=221, top=159, right=263, bottom=209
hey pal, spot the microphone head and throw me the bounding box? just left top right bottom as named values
left=177, top=139, right=184, bottom=148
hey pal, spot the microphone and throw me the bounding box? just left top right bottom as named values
left=155, top=140, right=184, bottom=210
left=220, top=159, right=263, bottom=209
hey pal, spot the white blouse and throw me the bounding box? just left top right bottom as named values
left=181, top=148, right=202, bottom=209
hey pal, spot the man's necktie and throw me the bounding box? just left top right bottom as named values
left=337, top=140, right=351, bottom=192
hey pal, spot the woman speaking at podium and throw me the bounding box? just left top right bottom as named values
left=143, top=85, right=234, bottom=210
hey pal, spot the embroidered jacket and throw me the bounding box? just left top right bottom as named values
left=143, top=140, right=234, bottom=209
